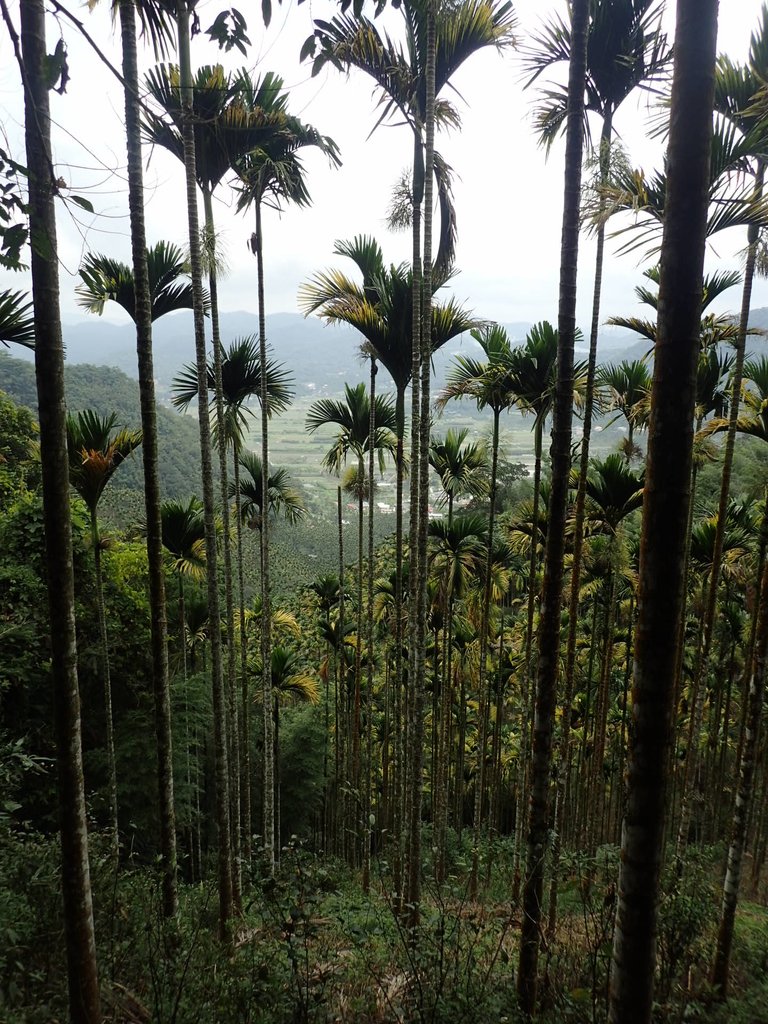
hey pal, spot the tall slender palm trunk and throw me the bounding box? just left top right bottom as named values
left=405, top=1, right=436, bottom=924
left=550, top=113, right=613, bottom=933
left=469, top=407, right=500, bottom=897
left=176, top=0, right=233, bottom=935
left=201, top=186, right=241, bottom=900
left=15, top=2, right=102, bottom=1017
left=517, top=0, right=589, bottom=1013
left=608, top=3, right=719, bottom=1019
left=253, top=199, right=276, bottom=873
left=391, top=383, right=406, bottom=899
left=91, top=514, right=119, bottom=856
left=119, top=0, right=177, bottom=917
left=363, top=356, right=377, bottom=892
left=232, top=448, right=252, bottom=860
left=336, top=484, right=347, bottom=858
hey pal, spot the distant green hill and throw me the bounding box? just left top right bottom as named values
left=0, top=353, right=205, bottom=499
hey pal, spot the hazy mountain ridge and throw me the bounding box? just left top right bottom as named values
left=16, top=308, right=757, bottom=397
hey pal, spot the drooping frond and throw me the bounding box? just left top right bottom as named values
left=0, top=289, right=34, bottom=350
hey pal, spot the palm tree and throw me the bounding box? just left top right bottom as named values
left=308, top=5, right=513, bottom=910
left=428, top=428, right=489, bottom=523
left=216, top=73, right=338, bottom=877
left=162, top=2, right=233, bottom=933
left=76, top=240, right=197, bottom=912
left=522, top=15, right=670, bottom=883
left=253, top=645, right=320, bottom=851
left=427, top=511, right=487, bottom=881
left=107, top=0, right=178, bottom=916
left=598, top=359, right=652, bottom=461
left=306, top=382, right=397, bottom=841
left=580, top=455, right=644, bottom=850
left=67, top=410, right=142, bottom=853
left=157, top=495, right=206, bottom=869
left=301, top=236, right=478, bottom=888
left=516, top=0, right=590, bottom=1010
left=308, top=0, right=517, bottom=275
left=607, top=3, right=720, bottom=1020
left=18, top=3, right=101, bottom=1016
left=76, top=241, right=200, bottom=322
left=173, top=335, right=293, bottom=861
left=158, top=497, right=206, bottom=681
left=234, top=451, right=307, bottom=545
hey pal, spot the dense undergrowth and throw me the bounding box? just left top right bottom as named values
left=3, top=818, right=766, bottom=1024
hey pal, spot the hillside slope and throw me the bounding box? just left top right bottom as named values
left=0, top=354, right=205, bottom=498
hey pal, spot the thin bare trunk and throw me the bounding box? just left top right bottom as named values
left=176, top=0, right=232, bottom=934
left=608, top=4, right=718, bottom=1018
left=119, top=0, right=176, bottom=916
left=16, top=1, right=102, bottom=1016
left=517, top=0, right=589, bottom=1012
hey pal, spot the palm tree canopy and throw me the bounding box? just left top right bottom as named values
left=306, top=381, right=398, bottom=473
left=701, top=355, right=768, bottom=444
left=143, top=65, right=298, bottom=196
left=696, top=347, right=735, bottom=423
left=689, top=502, right=755, bottom=575
left=428, top=511, right=488, bottom=600
left=429, top=427, right=490, bottom=505
left=157, top=497, right=207, bottom=579
left=438, top=321, right=587, bottom=424
left=306, top=2, right=514, bottom=272
left=521, top=0, right=671, bottom=152
left=437, top=323, right=518, bottom=415
left=607, top=266, right=743, bottom=344
left=234, top=450, right=307, bottom=528
left=76, top=241, right=203, bottom=323
left=0, top=289, right=34, bottom=350
left=600, top=116, right=768, bottom=257
left=581, top=454, right=645, bottom=535
left=253, top=645, right=320, bottom=704
left=308, top=0, right=516, bottom=129
left=299, top=235, right=481, bottom=396
left=66, top=410, right=142, bottom=513
left=172, top=335, right=294, bottom=433
left=307, top=573, right=341, bottom=615
left=232, top=73, right=340, bottom=214
left=598, top=359, right=652, bottom=428
left=509, top=320, right=588, bottom=427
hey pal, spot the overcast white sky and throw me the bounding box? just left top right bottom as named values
left=1, top=0, right=768, bottom=331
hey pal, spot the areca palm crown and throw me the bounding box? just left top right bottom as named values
left=598, top=359, right=652, bottom=461
left=76, top=242, right=200, bottom=323
left=307, top=1, right=516, bottom=275
left=67, top=410, right=142, bottom=855
left=428, top=427, right=490, bottom=523
left=233, top=451, right=307, bottom=539
left=158, top=497, right=206, bottom=678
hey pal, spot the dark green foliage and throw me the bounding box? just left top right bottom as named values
left=0, top=354, right=205, bottom=497
left=0, top=390, right=39, bottom=506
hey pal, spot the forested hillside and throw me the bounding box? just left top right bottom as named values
left=0, top=354, right=204, bottom=497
